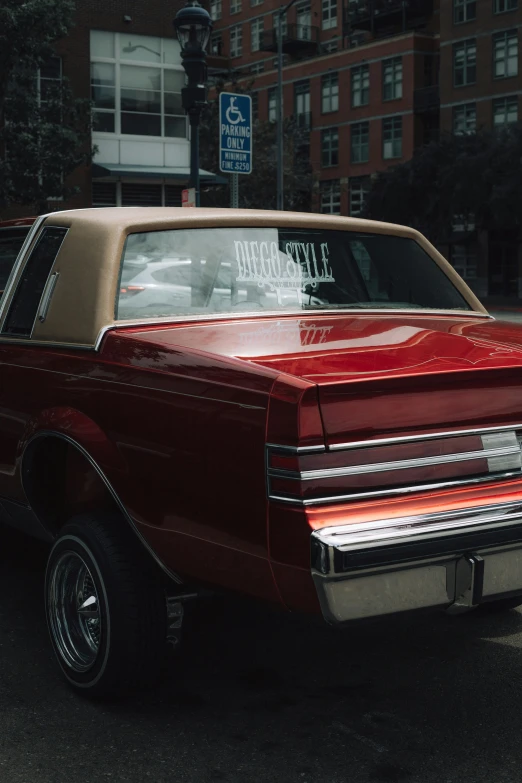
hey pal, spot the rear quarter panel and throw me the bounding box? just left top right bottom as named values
left=0, top=331, right=283, bottom=603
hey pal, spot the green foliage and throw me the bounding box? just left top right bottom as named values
left=0, top=0, right=75, bottom=119
left=0, top=0, right=93, bottom=211
left=363, top=129, right=522, bottom=243
left=199, top=80, right=314, bottom=211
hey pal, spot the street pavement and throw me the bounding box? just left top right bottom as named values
left=3, top=307, right=522, bottom=783
left=2, top=527, right=522, bottom=783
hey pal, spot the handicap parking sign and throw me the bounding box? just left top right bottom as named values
left=219, top=92, right=252, bottom=175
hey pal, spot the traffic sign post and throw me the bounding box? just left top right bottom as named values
left=219, top=94, right=252, bottom=209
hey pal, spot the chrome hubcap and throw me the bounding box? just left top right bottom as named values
left=48, top=552, right=102, bottom=672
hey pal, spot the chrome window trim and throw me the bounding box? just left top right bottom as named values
left=266, top=442, right=325, bottom=454
left=269, top=469, right=522, bottom=506
left=270, top=443, right=521, bottom=482
left=0, top=214, right=50, bottom=331
left=95, top=308, right=492, bottom=352
left=37, top=271, right=60, bottom=324
left=329, top=422, right=522, bottom=451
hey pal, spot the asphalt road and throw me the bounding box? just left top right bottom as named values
left=4, top=307, right=522, bottom=783
left=2, top=526, right=522, bottom=783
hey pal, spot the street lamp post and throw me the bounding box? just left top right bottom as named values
left=173, top=0, right=213, bottom=207
left=276, top=0, right=298, bottom=211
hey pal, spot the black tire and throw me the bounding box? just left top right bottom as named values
left=480, top=596, right=522, bottom=613
left=45, top=513, right=167, bottom=698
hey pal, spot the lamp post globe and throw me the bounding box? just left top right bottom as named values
left=173, top=1, right=213, bottom=207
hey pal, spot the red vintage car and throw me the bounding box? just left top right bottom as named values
left=2, top=207, right=522, bottom=696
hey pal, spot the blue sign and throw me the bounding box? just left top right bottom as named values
left=219, top=92, right=252, bottom=175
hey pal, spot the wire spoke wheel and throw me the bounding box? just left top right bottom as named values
left=48, top=552, right=102, bottom=672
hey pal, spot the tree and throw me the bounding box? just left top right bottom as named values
left=363, top=128, right=522, bottom=244
left=199, top=80, right=314, bottom=211
left=0, top=0, right=94, bottom=212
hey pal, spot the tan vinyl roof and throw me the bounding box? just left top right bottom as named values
left=11, top=207, right=486, bottom=349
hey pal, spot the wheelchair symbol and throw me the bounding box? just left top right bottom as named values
left=225, top=97, right=245, bottom=125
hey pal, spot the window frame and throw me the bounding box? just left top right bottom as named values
left=351, top=64, right=369, bottom=107
left=453, top=38, right=477, bottom=86
left=492, top=95, right=518, bottom=126
left=250, top=17, right=264, bottom=52
left=453, top=0, right=477, bottom=24
left=382, top=56, right=402, bottom=101
left=321, top=127, right=339, bottom=167
left=382, top=116, right=402, bottom=159
left=494, top=0, right=517, bottom=14
left=321, top=72, right=339, bottom=113
left=320, top=180, right=341, bottom=214
left=351, top=121, right=370, bottom=163
left=90, top=31, right=187, bottom=141
left=230, top=24, right=243, bottom=57
left=493, top=29, right=518, bottom=79
left=452, top=102, right=477, bottom=134
left=322, top=0, right=338, bottom=30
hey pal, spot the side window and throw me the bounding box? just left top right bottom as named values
left=3, top=227, right=67, bottom=337
left=0, top=228, right=31, bottom=294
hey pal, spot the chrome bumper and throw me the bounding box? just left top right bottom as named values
left=311, top=501, right=522, bottom=624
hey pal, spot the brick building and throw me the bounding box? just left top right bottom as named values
left=209, top=0, right=439, bottom=215
left=439, top=0, right=522, bottom=299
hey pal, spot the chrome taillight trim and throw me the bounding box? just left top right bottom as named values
left=267, top=425, right=522, bottom=506
left=270, top=469, right=522, bottom=506
left=270, top=443, right=521, bottom=482
left=329, top=422, right=522, bottom=451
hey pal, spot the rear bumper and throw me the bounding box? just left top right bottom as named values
left=311, top=500, right=522, bottom=624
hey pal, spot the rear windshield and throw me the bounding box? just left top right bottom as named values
left=116, top=227, right=471, bottom=320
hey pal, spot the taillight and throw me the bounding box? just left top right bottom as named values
left=267, top=429, right=522, bottom=505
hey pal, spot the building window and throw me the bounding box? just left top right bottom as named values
left=453, top=102, right=476, bottom=134
left=210, top=33, right=223, bottom=55
left=296, top=2, right=312, bottom=39
left=493, top=30, right=518, bottom=78
left=250, top=61, right=264, bottom=74
left=251, top=0, right=263, bottom=7
left=322, top=0, right=337, bottom=29
left=349, top=177, right=370, bottom=216
left=453, top=39, right=476, bottom=86
left=268, top=87, right=277, bottom=122
left=451, top=244, right=478, bottom=280
left=493, top=95, right=518, bottom=126
left=90, top=31, right=186, bottom=139
left=210, top=0, right=222, bottom=20
left=251, top=92, right=259, bottom=120
left=382, top=57, right=402, bottom=101
left=351, top=121, right=369, bottom=163
left=321, top=128, right=339, bottom=166
left=251, top=18, right=264, bottom=52
left=230, top=0, right=241, bottom=12
left=351, top=64, right=369, bottom=107
left=382, top=116, right=402, bottom=159
left=294, top=80, right=310, bottom=126
left=495, top=0, right=517, bottom=12
left=230, top=25, right=243, bottom=57
left=273, top=12, right=288, bottom=38
left=454, top=0, right=476, bottom=23
left=321, top=180, right=341, bottom=214
left=322, top=72, right=339, bottom=113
